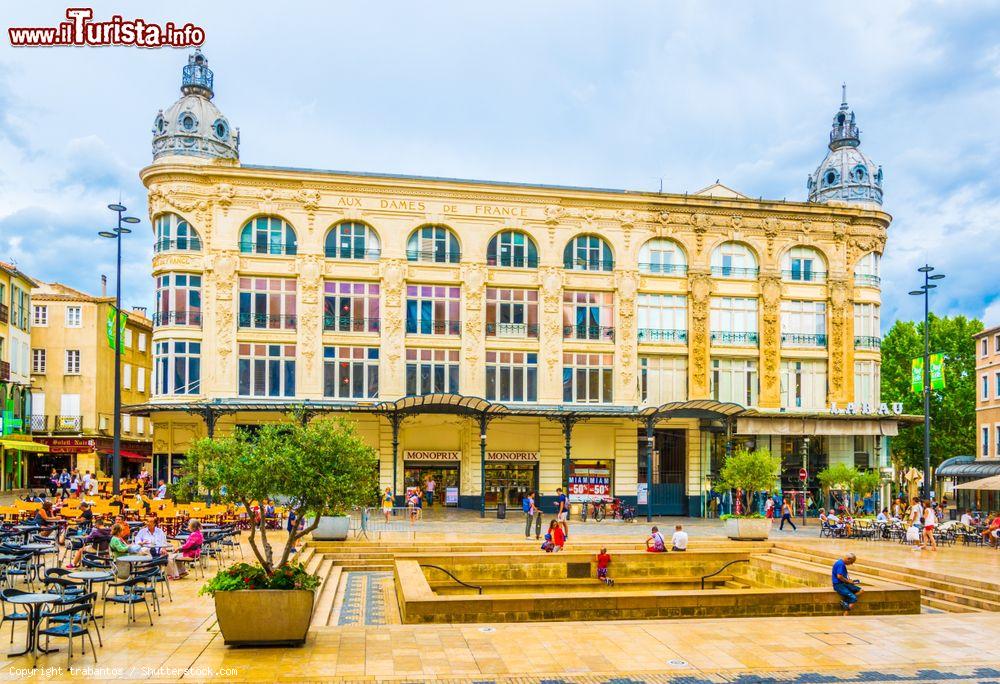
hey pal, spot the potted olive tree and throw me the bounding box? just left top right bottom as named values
left=182, top=418, right=378, bottom=646
left=714, top=447, right=781, bottom=540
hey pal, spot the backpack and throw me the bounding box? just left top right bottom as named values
left=522, top=497, right=532, bottom=513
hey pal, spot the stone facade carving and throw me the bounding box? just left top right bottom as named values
left=827, top=278, right=850, bottom=400
left=687, top=272, right=712, bottom=397
left=216, top=183, right=235, bottom=211
left=538, top=266, right=564, bottom=314
left=759, top=275, right=783, bottom=407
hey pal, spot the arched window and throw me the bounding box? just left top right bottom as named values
left=852, top=165, right=868, bottom=183
left=325, top=221, right=380, bottom=260
left=710, top=242, right=758, bottom=278
left=487, top=230, right=538, bottom=268
left=854, top=252, right=881, bottom=287
left=239, top=216, right=297, bottom=256
left=154, top=213, right=202, bottom=252
left=563, top=234, right=613, bottom=272
left=639, top=238, right=687, bottom=275
left=406, top=225, right=460, bottom=263
left=781, top=246, right=826, bottom=283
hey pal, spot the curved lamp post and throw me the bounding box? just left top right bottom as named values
left=908, top=264, right=945, bottom=500
left=99, top=204, right=139, bottom=495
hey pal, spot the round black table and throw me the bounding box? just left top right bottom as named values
left=5, top=592, right=60, bottom=657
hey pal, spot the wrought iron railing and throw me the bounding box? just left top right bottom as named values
left=854, top=274, right=881, bottom=287
left=782, top=269, right=827, bottom=283
left=781, top=333, right=827, bottom=347
left=323, top=315, right=380, bottom=333
left=486, top=255, right=539, bottom=269
left=54, top=415, right=82, bottom=432
left=238, top=241, right=297, bottom=256
left=406, top=249, right=461, bottom=264
left=237, top=312, right=297, bottom=329
left=563, top=258, right=614, bottom=272
left=324, top=247, right=381, bottom=260
left=854, top=335, right=882, bottom=350
left=152, top=311, right=203, bottom=327
left=637, top=328, right=687, bottom=343
left=701, top=559, right=750, bottom=590
left=711, top=331, right=758, bottom=345
left=485, top=322, right=539, bottom=338
left=563, top=324, right=615, bottom=341
left=638, top=263, right=688, bottom=276
left=420, top=564, right=483, bottom=594
left=28, top=415, right=47, bottom=432
left=154, top=237, right=202, bottom=252
left=405, top=319, right=462, bottom=335
left=711, top=266, right=759, bottom=279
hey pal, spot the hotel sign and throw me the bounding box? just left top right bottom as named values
left=485, top=451, right=539, bottom=462
left=403, top=450, right=461, bottom=462
left=828, top=402, right=903, bottom=417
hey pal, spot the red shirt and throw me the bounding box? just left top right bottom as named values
left=597, top=553, right=611, bottom=569
left=552, top=527, right=565, bottom=547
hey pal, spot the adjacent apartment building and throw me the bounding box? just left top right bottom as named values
left=29, top=282, right=154, bottom=489
left=132, top=52, right=909, bottom=514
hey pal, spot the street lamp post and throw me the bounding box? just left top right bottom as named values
left=99, top=204, right=139, bottom=496
left=908, top=264, right=945, bottom=500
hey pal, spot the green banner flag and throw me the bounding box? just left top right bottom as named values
left=929, top=353, right=946, bottom=390
left=106, top=307, right=128, bottom=351
left=911, top=358, right=924, bottom=393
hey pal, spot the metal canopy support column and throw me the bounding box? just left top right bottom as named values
left=479, top=414, right=489, bottom=519
left=644, top=417, right=655, bottom=522
left=202, top=408, right=218, bottom=438
left=390, top=412, right=402, bottom=506
left=561, top=416, right=577, bottom=497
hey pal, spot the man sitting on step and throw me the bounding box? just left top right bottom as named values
left=832, top=552, right=862, bottom=616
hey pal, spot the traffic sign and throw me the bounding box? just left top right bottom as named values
left=798, top=468, right=808, bottom=481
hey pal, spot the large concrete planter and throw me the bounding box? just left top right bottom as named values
left=214, top=589, right=314, bottom=646
left=724, top=517, right=772, bottom=541
left=313, top=515, right=350, bottom=541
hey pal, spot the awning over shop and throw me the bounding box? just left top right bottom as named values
left=954, top=474, right=1000, bottom=490
left=100, top=450, right=150, bottom=462
left=936, top=458, right=1000, bottom=479
left=736, top=417, right=899, bottom=436
left=0, top=438, right=50, bottom=453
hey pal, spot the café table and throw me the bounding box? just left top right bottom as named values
left=67, top=570, right=113, bottom=594
left=116, top=554, right=152, bottom=576
left=5, top=592, right=60, bottom=658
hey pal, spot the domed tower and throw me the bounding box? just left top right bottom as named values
left=807, top=85, right=882, bottom=206
left=151, top=50, right=239, bottom=162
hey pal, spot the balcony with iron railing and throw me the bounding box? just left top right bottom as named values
left=638, top=263, right=688, bottom=276
left=563, top=324, right=615, bottom=341
left=237, top=312, right=297, bottom=330
left=485, top=322, right=539, bottom=339
left=637, top=328, right=687, bottom=343
left=711, top=266, right=759, bottom=279
left=238, top=241, right=297, bottom=256
left=406, top=249, right=461, bottom=264
left=854, top=273, right=881, bottom=288
left=54, top=415, right=82, bottom=432
left=324, top=246, right=381, bottom=260
left=323, top=315, right=380, bottom=333
left=405, top=319, right=462, bottom=335
left=486, top=255, right=539, bottom=269
left=28, top=414, right=47, bottom=432
left=781, top=333, right=828, bottom=348
left=0, top=360, right=8, bottom=381
left=782, top=270, right=827, bottom=284
left=711, top=331, right=759, bottom=346
left=154, top=237, right=202, bottom=252
left=563, top=258, right=615, bottom=272
left=854, top=335, right=882, bottom=350
left=152, top=311, right=203, bottom=327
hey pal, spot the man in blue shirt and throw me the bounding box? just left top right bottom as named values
left=832, top=552, right=861, bottom=615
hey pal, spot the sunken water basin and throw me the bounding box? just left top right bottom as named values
left=394, top=547, right=921, bottom=623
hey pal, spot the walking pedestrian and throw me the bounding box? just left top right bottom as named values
left=554, top=487, right=569, bottom=539
left=523, top=491, right=542, bottom=540
left=921, top=502, right=938, bottom=552
left=381, top=487, right=394, bottom=523
left=780, top=500, right=797, bottom=531
left=425, top=477, right=436, bottom=507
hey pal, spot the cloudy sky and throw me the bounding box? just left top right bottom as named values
left=1, top=1, right=998, bottom=327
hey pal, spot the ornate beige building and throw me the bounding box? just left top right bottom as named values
left=133, top=53, right=904, bottom=515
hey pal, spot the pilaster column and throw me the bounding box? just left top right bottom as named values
left=615, top=270, right=639, bottom=403
left=379, top=259, right=407, bottom=398
left=205, top=250, right=239, bottom=399
left=537, top=266, right=564, bottom=403
left=758, top=273, right=783, bottom=409
left=295, top=254, right=324, bottom=398
left=827, top=278, right=852, bottom=404
left=687, top=271, right=712, bottom=399
left=460, top=264, right=487, bottom=395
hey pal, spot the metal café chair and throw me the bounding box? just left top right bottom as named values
left=0, top=588, right=30, bottom=644
left=35, top=592, right=99, bottom=666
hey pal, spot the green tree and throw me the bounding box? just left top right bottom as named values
left=181, top=418, right=379, bottom=573
left=713, top=447, right=781, bottom=514
left=881, top=313, right=981, bottom=469
left=817, top=463, right=855, bottom=491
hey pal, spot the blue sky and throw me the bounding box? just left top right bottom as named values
left=1, top=1, right=998, bottom=328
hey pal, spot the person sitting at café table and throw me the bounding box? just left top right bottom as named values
left=154, top=480, right=167, bottom=500
left=984, top=514, right=1000, bottom=548
left=66, top=521, right=112, bottom=569
left=134, top=514, right=169, bottom=558
left=876, top=508, right=889, bottom=523
left=33, top=501, right=61, bottom=537
left=166, top=520, right=204, bottom=580
left=960, top=509, right=974, bottom=527
left=109, top=522, right=140, bottom=578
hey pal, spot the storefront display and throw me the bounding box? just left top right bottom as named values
left=483, top=451, right=538, bottom=510
left=403, top=450, right=460, bottom=506
left=568, top=460, right=612, bottom=503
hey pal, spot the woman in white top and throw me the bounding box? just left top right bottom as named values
left=921, top=505, right=937, bottom=551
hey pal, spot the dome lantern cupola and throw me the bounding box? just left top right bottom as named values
left=807, top=84, right=882, bottom=206
left=151, top=49, right=239, bottom=163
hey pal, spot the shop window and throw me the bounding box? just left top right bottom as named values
left=780, top=359, right=827, bottom=409
left=639, top=356, right=687, bottom=404
left=710, top=358, right=757, bottom=406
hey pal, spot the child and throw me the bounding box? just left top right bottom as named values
left=596, top=547, right=614, bottom=585
left=541, top=533, right=555, bottom=552
left=646, top=525, right=666, bottom=552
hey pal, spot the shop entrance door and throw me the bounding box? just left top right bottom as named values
left=484, top=462, right=538, bottom=511
left=403, top=464, right=460, bottom=506
left=639, top=428, right=687, bottom=515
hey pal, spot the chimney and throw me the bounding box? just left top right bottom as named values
left=101, top=275, right=107, bottom=297
left=133, top=306, right=147, bottom=316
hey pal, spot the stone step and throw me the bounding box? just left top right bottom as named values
left=723, top=580, right=750, bottom=590
left=922, top=595, right=984, bottom=613
left=334, top=563, right=395, bottom=571
left=303, top=548, right=323, bottom=576
left=310, top=560, right=341, bottom=628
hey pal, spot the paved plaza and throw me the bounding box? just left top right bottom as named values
left=1, top=515, right=999, bottom=683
